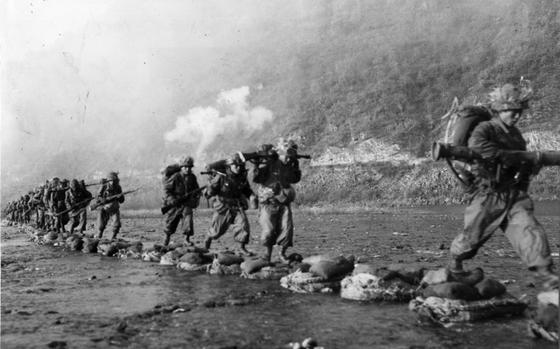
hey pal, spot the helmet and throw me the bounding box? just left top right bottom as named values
left=489, top=80, right=533, bottom=111
left=70, top=179, right=80, bottom=190
left=107, top=171, right=119, bottom=180
left=180, top=156, right=194, bottom=168
left=226, top=153, right=244, bottom=166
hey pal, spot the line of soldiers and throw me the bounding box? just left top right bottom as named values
left=162, top=141, right=304, bottom=262
left=4, top=172, right=125, bottom=240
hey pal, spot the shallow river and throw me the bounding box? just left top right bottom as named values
left=1, top=202, right=558, bottom=348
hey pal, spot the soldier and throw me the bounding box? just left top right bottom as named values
left=95, top=172, right=124, bottom=240
left=47, top=177, right=69, bottom=234
left=32, top=186, right=46, bottom=229
left=252, top=143, right=302, bottom=262
left=65, top=179, right=93, bottom=235
left=447, top=82, right=558, bottom=290
left=205, top=154, right=253, bottom=255
left=161, top=157, right=201, bottom=246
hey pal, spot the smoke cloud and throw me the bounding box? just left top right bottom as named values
left=164, top=86, right=273, bottom=158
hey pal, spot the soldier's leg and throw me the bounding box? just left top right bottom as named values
left=449, top=193, right=507, bottom=272
left=277, top=204, right=294, bottom=261
left=232, top=209, right=252, bottom=255
left=69, top=214, right=79, bottom=235
left=179, top=207, right=194, bottom=245
left=503, top=195, right=555, bottom=289
left=259, top=204, right=279, bottom=261
left=97, top=208, right=109, bottom=239
left=78, top=210, right=87, bottom=235
left=163, top=208, right=182, bottom=246
left=206, top=209, right=232, bottom=250
left=110, top=210, right=122, bottom=240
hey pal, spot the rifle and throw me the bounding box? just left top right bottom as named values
left=54, top=197, right=95, bottom=217
left=200, top=169, right=226, bottom=176
left=90, top=188, right=141, bottom=210
left=161, top=186, right=207, bottom=215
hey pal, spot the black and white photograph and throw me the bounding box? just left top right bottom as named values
left=1, top=1, right=559, bottom=348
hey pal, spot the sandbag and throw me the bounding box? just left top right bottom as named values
left=240, top=258, right=270, bottom=274
left=81, top=238, right=99, bottom=253
left=474, top=278, right=506, bottom=299
left=301, top=254, right=337, bottom=265
left=160, top=250, right=185, bottom=265
left=98, top=240, right=118, bottom=257
left=127, top=241, right=143, bottom=254
left=280, top=270, right=341, bottom=294
left=352, top=264, right=377, bottom=276
left=341, top=273, right=419, bottom=302
left=45, top=231, right=58, bottom=241
left=216, top=252, right=244, bottom=266
left=66, top=235, right=84, bottom=251
left=242, top=264, right=290, bottom=280
left=309, top=259, right=354, bottom=280
left=386, top=264, right=425, bottom=285
left=528, top=290, right=559, bottom=342
left=208, top=259, right=242, bottom=275
left=177, top=262, right=210, bottom=272
left=179, top=252, right=205, bottom=265
left=409, top=294, right=527, bottom=323
left=422, top=282, right=480, bottom=301
left=421, top=268, right=452, bottom=286
left=142, top=250, right=162, bottom=262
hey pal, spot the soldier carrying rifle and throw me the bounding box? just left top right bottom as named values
left=251, top=142, right=306, bottom=262
left=65, top=179, right=93, bottom=235
left=94, top=172, right=124, bottom=240
left=434, top=80, right=559, bottom=290
left=204, top=154, right=254, bottom=255
left=161, top=157, right=201, bottom=246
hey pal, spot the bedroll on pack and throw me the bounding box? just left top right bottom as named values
left=161, top=164, right=182, bottom=179
left=409, top=293, right=527, bottom=323
left=280, top=270, right=341, bottom=294
left=444, top=104, right=493, bottom=147
left=242, top=264, right=291, bottom=280
left=341, top=273, right=420, bottom=302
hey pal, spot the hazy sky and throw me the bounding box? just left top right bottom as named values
left=1, top=1, right=317, bottom=183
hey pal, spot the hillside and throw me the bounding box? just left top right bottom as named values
left=2, top=0, right=560, bottom=208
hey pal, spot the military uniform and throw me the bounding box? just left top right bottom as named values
left=450, top=117, right=552, bottom=269
left=253, top=145, right=301, bottom=261
left=449, top=82, right=556, bottom=288
left=205, top=161, right=253, bottom=250
left=162, top=160, right=200, bottom=245
left=96, top=174, right=124, bottom=239
left=32, top=187, right=46, bottom=229
left=46, top=181, right=69, bottom=233
left=65, top=180, right=93, bottom=235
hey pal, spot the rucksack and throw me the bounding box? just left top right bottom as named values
left=441, top=98, right=493, bottom=189
left=162, top=164, right=182, bottom=179
left=443, top=98, right=493, bottom=147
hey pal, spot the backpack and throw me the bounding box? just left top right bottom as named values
left=162, top=164, right=182, bottom=179
left=443, top=98, right=493, bottom=147
left=441, top=98, right=493, bottom=189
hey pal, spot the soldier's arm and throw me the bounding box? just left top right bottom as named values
left=206, top=175, right=222, bottom=197
left=467, top=123, right=500, bottom=161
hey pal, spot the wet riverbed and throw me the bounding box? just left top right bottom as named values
left=1, top=203, right=558, bottom=348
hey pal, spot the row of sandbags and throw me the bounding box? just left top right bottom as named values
left=26, top=226, right=143, bottom=257
left=23, top=226, right=544, bottom=334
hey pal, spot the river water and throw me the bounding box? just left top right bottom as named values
left=1, top=203, right=558, bottom=348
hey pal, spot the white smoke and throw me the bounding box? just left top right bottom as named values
left=164, top=86, right=273, bottom=157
